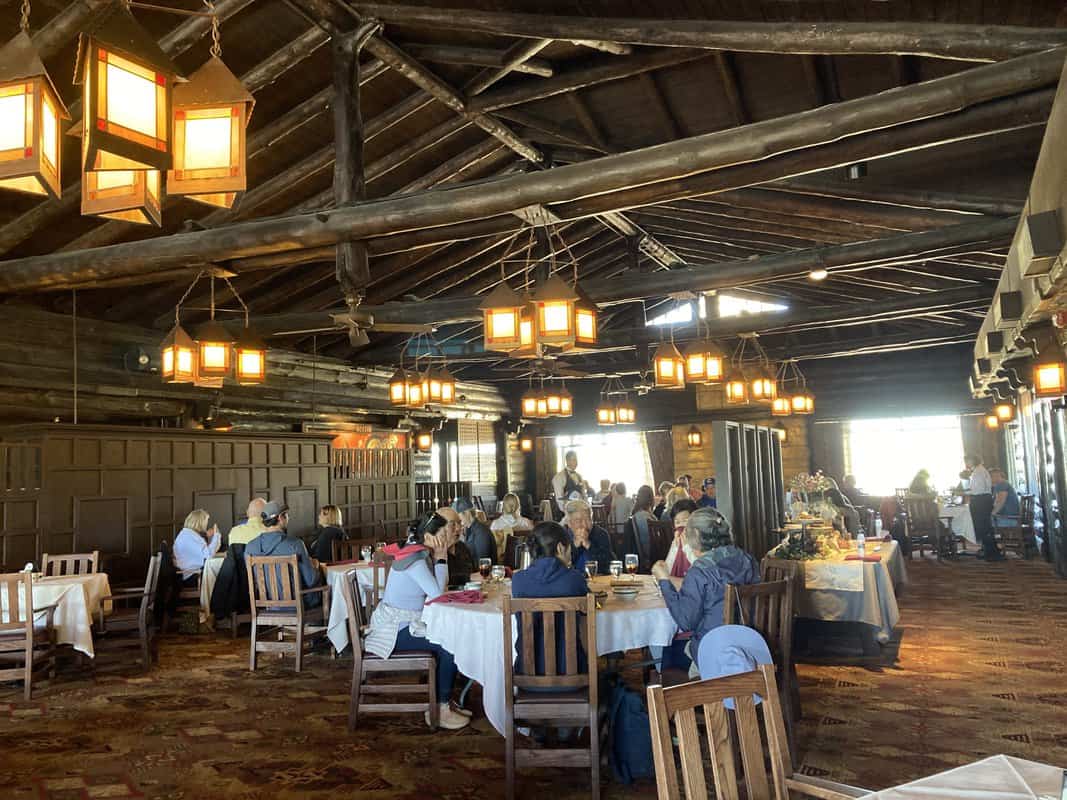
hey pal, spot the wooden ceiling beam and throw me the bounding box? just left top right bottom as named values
left=771, top=179, right=1023, bottom=217
left=562, top=93, right=612, bottom=153
left=639, top=72, right=684, bottom=139
left=0, top=49, right=1058, bottom=291
left=403, top=43, right=553, bottom=77
left=465, top=38, right=555, bottom=96
left=350, top=3, right=1067, bottom=62
left=714, top=52, right=749, bottom=125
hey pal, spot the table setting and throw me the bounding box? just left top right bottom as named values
left=1, top=570, right=113, bottom=657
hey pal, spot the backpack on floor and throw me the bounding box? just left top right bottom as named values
left=608, top=680, right=655, bottom=784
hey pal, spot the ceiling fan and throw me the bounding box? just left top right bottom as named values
left=263, top=307, right=435, bottom=348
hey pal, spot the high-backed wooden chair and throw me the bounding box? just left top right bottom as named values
left=503, top=594, right=599, bottom=800
left=341, top=561, right=438, bottom=731
left=245, top=555, right=329, bottom=673
left=647, top=518, right=674, bottom=565
left=94, top=554, right=162, bottom=671
left=903, top=496, right=953, bottom=559
left=996, top=494, right=1036, bottom=558
left=332, top=538, right=375, bottom=562
left=759, top=557, right=803, bottom=721
left=0, top=572, right=58, bottom=700
left=41, top=550, right=100, bottom=576
left=724, top=579, right=798, bottom=760
left=647, top=664, right=869, bottom=800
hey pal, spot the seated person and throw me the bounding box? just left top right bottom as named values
left=841, top=474, right=866, bottom=508
left=659, top=486, right=689, bottom=521
left=227, top=498, right=266, bottom=546
left=438, top=506, right=475, bottom=589
left=990, top=468, right=1020, bottom=527
left=595, top=479, right=613, bottom=505
left=607, top=482, right=633, bottom=529
left=310, top=504, right=347, bottom=563
left=651, top=508, right=760, bottom=671
left=454, top=497, right=496, bottom=564
left=490, top=493, right=533, bottom=561
left=365, top=511, right=469, bottom=731
left=698, top=477, right=717, bottom=509
left=244, top=501, right=324, bottom=608
left=908, top=469, right=935, bottom=497
left=173, top=509, right=221, bottom=585
left=664, top=498, right=698, bottom=577
left=623, top=485, right=657, bottom=571
left=652, top=481, right=675, bottom=518
left=826, top=476, right=860, bottom=535
left=563, top=498, right=615, bottom=576
left=511, top=521, right=589, bottom=677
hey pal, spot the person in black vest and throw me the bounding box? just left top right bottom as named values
left=551, top=450, right=588, bottom=516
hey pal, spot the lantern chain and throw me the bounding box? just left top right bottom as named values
left=207, top=1, right=222, bottom=58
left=19, top=0, right=31, bottom=32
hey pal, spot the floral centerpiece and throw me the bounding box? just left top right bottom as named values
left=788, top=470, right=839, bottom=522
left=775, top=529, right=843, bottom=561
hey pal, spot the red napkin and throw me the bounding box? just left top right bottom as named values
left=425, top=590, right=485, bottom=605
left=845, top=554, right=882, bottom=562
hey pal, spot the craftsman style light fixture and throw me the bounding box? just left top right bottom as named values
left=160, top=323, right=196, bottom=383
left=724, top=375, right=748, bottom=405
left=388, top=368, right=410, bottom=406
left=1033, top=360, right=1067, bottom=398
left=534, top=389, right=549, bottom=419
left=750, top=366, right=778, bottom=404
left=233, top=328, right=266, bottom=385
left=726, top=333, right=773, bottom=405
left=614, top=395, right=636, bottom=424
left=984, top=414, right=1000, bottom=431
left=652, top=341, right=686, bottom=390
left=684, top=341, right=710, bottom=383
left=686, top=426, right=703, bottom=449
left=545, top=383, right=563, bottom=416
left=82, top=166, right=162, bottom=225
left=519, top=436, right=534, bottom=453
left=533, top=273, right=578, bottom=348
left=480, top=282, right=525, bottom=352
left=0, top=15, right=68, bottom=199
left=993, top=402, right=1015, bottom=423
left=573, top=285, right=598, bottom=347
left=415, top=430, right=433, bottom=452
left=596, top=395, right=617, bottom=426
left=168, top=47, right=253, bottom=208
left=421, top=365, right=456, bottom=406
left=558, top=385, right=573, bottom=418
left=771, top=396, right=792, bottom=417
left=521, top=386, right=538, bottom=418
left=776, top=358, right=815, bottom=415
left=193, top=317, right=235, bottom=383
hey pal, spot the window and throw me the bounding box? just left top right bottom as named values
left=646, top=302, right=694, bottom=327
left=845, top=415, right=965, bottom=496
left=555, top=431, right=654, bottom=497
left=457, top=419, right=496, bottom=484
left=645, top=294, right=788, bottom=327
left=716, top=294, right=788, bottom=318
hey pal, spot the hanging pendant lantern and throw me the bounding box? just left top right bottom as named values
left=994, top=402, right=1015, bottom=422
left=533, top=273, right=578, bottom=348
left=615, top=395, right=636, bottom=424
left=193, top=319, right=235, bottom=382
left=558, top=385, right=573, bottom=418
left=750, top=366, right=777, bottom=404
left=438, top=366, right=456, bottom=405
left=771, top=396, right=792, bottom=417
left=0, top=30, right=68, bottom=199
left=480, top=282, right=525, bottom=352
left=415, top=430, right=433, bottom=452
left=534, top=388, right=549, bottom=419
left=1033, top=360, right=1067, bottom=398
left=724, top=375, right=748, bottom=405
left=653, top=341, right=686, bottom=390
left=520, top=386, right=538, bottom=418
left=596, top=394, right=617, bottom=426
left=82, top=167, right=161, bottom=225
left=686, top=426, right=703, bottom=449
left=519, top=435, right=534, bottom=453
left=234, top=327, right=266, bottom=385
left=389, top=368, right=412, bottom=407
left=776, top=358, right=814, bottom=415
left=74, top=2, right=181, bottom=175
left=168, top=53, right=253, bottom=209
left=703, top=344, right=726, bottom=384
left=791, top=391, right=815, bottom=414
left=573, top=284, right=598, bottom=347
left=160, top=323, right=196, bottom=383
left=683, top=342, right=709, bottom=383
left=545, top=383, right=563, bottom=416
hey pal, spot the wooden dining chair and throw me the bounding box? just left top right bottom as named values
left=245, top=555, right=329, bottom=673
left=0, top=572, right=58, bottom=700
left=724, top=579, right=798, bottom=761
left=903, top=497, right=953, bottom=560
left=503, top=593, right=599, bottom=800
left=995, top=494, right=1035, bottom=558
left=647, top=664, right=870, bottom=800
left=647, top=519, right=674, bottom=565
left=41, top=550, right=100, bottom=577
left=93, top=554, right=162, bottom=671
left=341, top=562, right=438, bottom=732
left=332, top=538, right=375, bottom=562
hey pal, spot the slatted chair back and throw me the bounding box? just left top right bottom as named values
left=647, top=664, right=792, bottom=800
left=503, top=533, right=524, bottom=569
left=245, top=555, right=305, bottom=623
left=364, top=554, right=392, bottom=619
left=0, top=571, right=33, bottom=638
left=332, top=538, right=375, bottom=562
left=41, top=550, right=99, bottom=577
left=759, top=557, right=799, bottom=584
left=137, top=554, right=163, bottom=628
left=903, top=496, right=939, bottom=533
left=647, top=519, right=674, bottom=565
left=503, top=594, right=596, bottom=692
left=894, top=488, right=909, bottom=503
left=724, top=580, right=793, bottom=668
left=591, top=503, right=608, bottom=527
left=341, top=567, right=369, bottom=643
left=997, top=494, right=1037, bottom=557
left=1020, top=493, right=1036, bottom=527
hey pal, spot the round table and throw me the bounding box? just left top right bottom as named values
left=937, top=502, right=977, bottom=545
left=422, top=574, right=677, bottom=735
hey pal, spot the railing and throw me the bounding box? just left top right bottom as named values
left=332, top=448, right=411, bottom=480
left=415, top=481, right=471, bottom=516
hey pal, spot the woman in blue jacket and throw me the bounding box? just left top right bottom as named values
left=651, top=508, right=760, bottom=666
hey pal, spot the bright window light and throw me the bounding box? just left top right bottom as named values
left=556, top=432, right=654, bottom=496
left=646, top=302, right=694, bottom=326
left=846, top=415, right=964, bottom=496
left=717, top=294, right=788, bottom=318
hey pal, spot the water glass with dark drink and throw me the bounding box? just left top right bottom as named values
left=478, top=558, right=492, bottom=579
left=624, top=554, right=639, bottom=578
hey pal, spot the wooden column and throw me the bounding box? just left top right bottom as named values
left=333, top=24, right=380, bottom=307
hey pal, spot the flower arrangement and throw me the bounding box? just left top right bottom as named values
left=789, top=471, right=834, bottom=494
left=775, top=529, right=842, bottom=561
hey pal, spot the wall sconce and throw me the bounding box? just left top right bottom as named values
left=686, top=425, right=702, bottom=449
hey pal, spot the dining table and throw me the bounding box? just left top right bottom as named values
left=422, top=573, right=677, bottom=736
left=858, top=754, right=1065, bottom=799
left=937, top=501, right=977, bottom=545
left=775, top=538, right=908, bottom=644
left=199, top=553, right=226, bottom=624
left=322, top=561, right=378, bottom=653
left=0, top=572, right=112, bottom=657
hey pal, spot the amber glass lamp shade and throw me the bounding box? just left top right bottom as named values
left=545, top=387, right=563, bottom=416
left=993, top=402, right=1015, bottom=422
left=791, top=391, right=815, bottom=415
left=405, top=377, right=424, bottom=407
left=1033, top=361, right=1067, bottom=398
left=438, top=367, right=456, bottom=405
left=771, top=396, right=792, bottom=417
left=615, top=399, right=636, bottom=424
left=534, top=391, right=549, bottom=418
left=558, top=387, right=573, bottom=418
left=0, top=33, right=67, bottom=199
left=168, top=57, right=252, bottom=208
left=193, top=320, right=234, bottom=382
left=684, top=344, right=709, bottom=383
left=984, top=414, right=1000, bottom=431
left=596, top=399, right=617, bottom=426
left=388, top=368, right=411, bottom=407
left=520, top=389, right=538, bottom=418
left=686, top=426, right=702, bottom=449
left=415, top=431, right=433, bottom=452
left=234, top=329, right=266, bottom=385
left=480, top=283, right=525, bottom=352
left=724, top=377, right=748, bottom=405
left=82, top=167, right=161, bottom=225
left=160, top=323, right=196, bottom=383
left=573, top=286, right=598, bottom=347
left=653, top=342, right=686, bottom=390
left=519, top=436, right=534, bottom=453
left=750, top=370, right=777, bottom=403
left=533, top=274, right=578, bottom=348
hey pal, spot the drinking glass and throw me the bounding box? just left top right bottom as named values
left=609, top=560, right=623, bottom=580
left=478, top=558, right=492, bottom=579
left=360, top=545, right=373, bottom=561
left=584, top=561, right=598, bottom=579
left=491, top=565, right=506, bottom=582
left=624, top=554, right=639, bottom=579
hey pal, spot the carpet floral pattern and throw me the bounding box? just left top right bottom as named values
left=1, top=557, right=1065, bottom=799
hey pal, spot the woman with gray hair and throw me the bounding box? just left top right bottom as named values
left=651, top=508, right=760, bottom=662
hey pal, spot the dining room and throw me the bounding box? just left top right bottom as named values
left=2, top=1, right=1067, bottom=798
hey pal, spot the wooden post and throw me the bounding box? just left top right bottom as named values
left=333, top=23, right=380, bottom=307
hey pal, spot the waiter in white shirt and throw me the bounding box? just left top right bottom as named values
left=551, top=450, right=587, bottom=516
left=964, top=453, right=1001, bottom=560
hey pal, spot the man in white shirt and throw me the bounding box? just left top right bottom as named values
left=964, top=454, right=1001, bottom=560
left=551, top=450, right=587, bottom=515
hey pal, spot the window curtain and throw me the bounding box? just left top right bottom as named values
left=644, top=430, right=674, bottom=488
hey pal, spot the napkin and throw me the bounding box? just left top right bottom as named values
left=425, top=590, right=484, bottom=605
left=844, top=554, right=882, bottom=562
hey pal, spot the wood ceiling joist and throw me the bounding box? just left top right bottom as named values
left=771, top=179, right=1023, bottom=217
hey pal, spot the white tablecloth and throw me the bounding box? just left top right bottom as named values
left=792, top=540, right=908, bottom=643
left=0, top=574, right=112, bottom=657
left=938, top=503, right=977, bottom=545
left=422, top=574, right=677, bottom=736
left=324, top=563, right=377, bottom=653
left=199, top=555, right=226, bottom=623
left=859, top=754, right=1064, bottom=799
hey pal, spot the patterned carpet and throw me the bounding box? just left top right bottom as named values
left=2, top=556, right=1065, bottom=799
